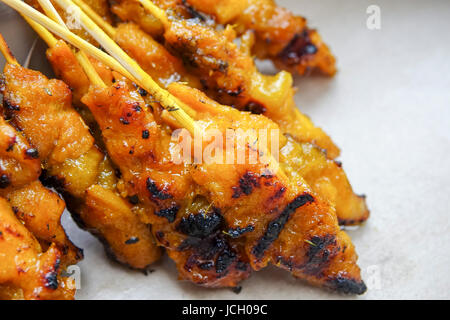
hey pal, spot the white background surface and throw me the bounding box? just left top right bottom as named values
left=0, top=0, right=449, bottom=299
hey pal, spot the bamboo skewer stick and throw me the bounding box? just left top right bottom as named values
left=71, top=0, right=116, bottom=38
left=0, top=33, right=19, bottom=65
left=54, top=0, right=198, bottom=130
left=36, top=0, right=106, bottom=88
left=24, top=16, right=58, bottom=48
left=37, top=0, right=66, bottom=26
left=75, top=50, right=106, bottom=87
left=58, top=0, right=197, bottom=119
left=137, top=0, right=169, bottom=26
left=1, top=0, right=198, bottom=134
left=53, top=0, right=197, bottom=120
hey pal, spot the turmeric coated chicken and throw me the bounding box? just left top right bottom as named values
left=112, top=0, right=335, bottom=76
left=0, top=0, right=370, bottom=297
left=95, top=7, right=369, bottom=225
left=0, top=198, right=76, bottom=299
left=0, top=61, right=162, bottom=270
left=0, top=115, right=80, bottom=299
left=113, top=4, right=341, bottom=159
left=81, top=78, right=366, bottom=293
left=185, top=0, right=336, bottom=76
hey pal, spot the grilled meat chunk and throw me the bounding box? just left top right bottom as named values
left=161, top=17, right=340, bottom=159
left=0, top=116, right=82, bottom=266
left=1, top=63, right=162, bottom=269
left=0, top=197, right=76, bottom=300
left=185, top=0, right=336, bottom=75
left=81, top=80, right=365, bottom=293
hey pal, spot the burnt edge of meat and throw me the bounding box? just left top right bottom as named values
left=155, top=205, right=179, bottom=223
left=231, top=286, right=242, bottom=294
left=252, top=193, right=314, bottom=258
left=327, top=276, right=367, bottom=295
left=0, top=174, right=11, bottom=188
left=243, top=101, right=267, bottom=115
left=303, top=235, right=337, bottom=275
left=128, top=194, right=139, bottom=205
left=125, top=237, right=140, bottom=245
left=232, top=171, right=262, bottom=198
left=25, top=148, right=39, bottom=159
left=225, top=225, right=255, bottom=238
left=44, top=257, right=60, bottom=290
left=146, top=177, right=173, bottom=200
left=177, top=207, right=223, bottom=238
left=278, top=30, right=318, bottom=67
left=177, top=207, right=249, bottom=277
left=181, top=0, right=207, bottom=22
left=180, top=233, right=246, bottom=276
left=166, top=35, right=228, bottom=74
left=338, top=217, right=367, bottom=226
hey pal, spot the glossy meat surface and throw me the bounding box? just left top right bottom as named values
left=162, top=18, right=340, bottom=159
left=0, top=197, right=76, bottom=299
left=0, top=116, right=82, bottom=267
left=0, top=117, right=79, bottom=299
left=114, top=22, right=200, bottom=89
left=81, top=80, right=365, bottom=293
left=1, top=63, right=161, bottom=269
left=186, top=0, right=336, bottom=76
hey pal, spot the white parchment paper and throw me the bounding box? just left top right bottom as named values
left=0, top=0, right=449, bottom=299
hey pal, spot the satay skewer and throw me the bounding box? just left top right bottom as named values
left=53, top=0, right=199, bottom=123
left=36, top=0, right=106, bottom=87
left=1, top=0, right=199, bottom=134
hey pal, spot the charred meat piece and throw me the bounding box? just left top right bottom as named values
left=82, top=81, right=251, bottom=287
left=1, top=63, right=161, bottom=270
left=114, top=22, right=201, bottom=89
left=185, top=0, right=336, bottom=76
left=82, top=80, right=365, bottom=293
left=0, top=115, right=82, bottom=267
left=0, top=197, right=76, bottom=300
left=161, top=17, right=340, bottom=159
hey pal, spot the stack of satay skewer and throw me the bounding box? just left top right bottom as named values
left=0, top=0, right=369, bottom=299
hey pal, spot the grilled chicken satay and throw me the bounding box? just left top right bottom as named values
left=81, top=78, right=365, bottom=293
left=185, top=0, right=336, bottom=76
left=0, top=58, right=161, bottom=270
left=96, top=6, right=367, bottom=225
left=111, top=0, right=188, bottom=38
left=169, top=84, right=365, bottom=293
left=0, top=197, right=76, bottom=300
left=121, top=4, right=340, bottom=159
left=0, top=108, right=82, bottom=267
left=59, top=0, right=367, bottom=224
left=20, top=11, right=165, bottom=267
left=81, top=80, right=251, bottom=287
left=114, top=22, right=201, bottom=89
left=0, top=114, right=80, bottom=299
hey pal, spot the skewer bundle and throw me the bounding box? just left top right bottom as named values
left=0, top=0, right=369, bottom=299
